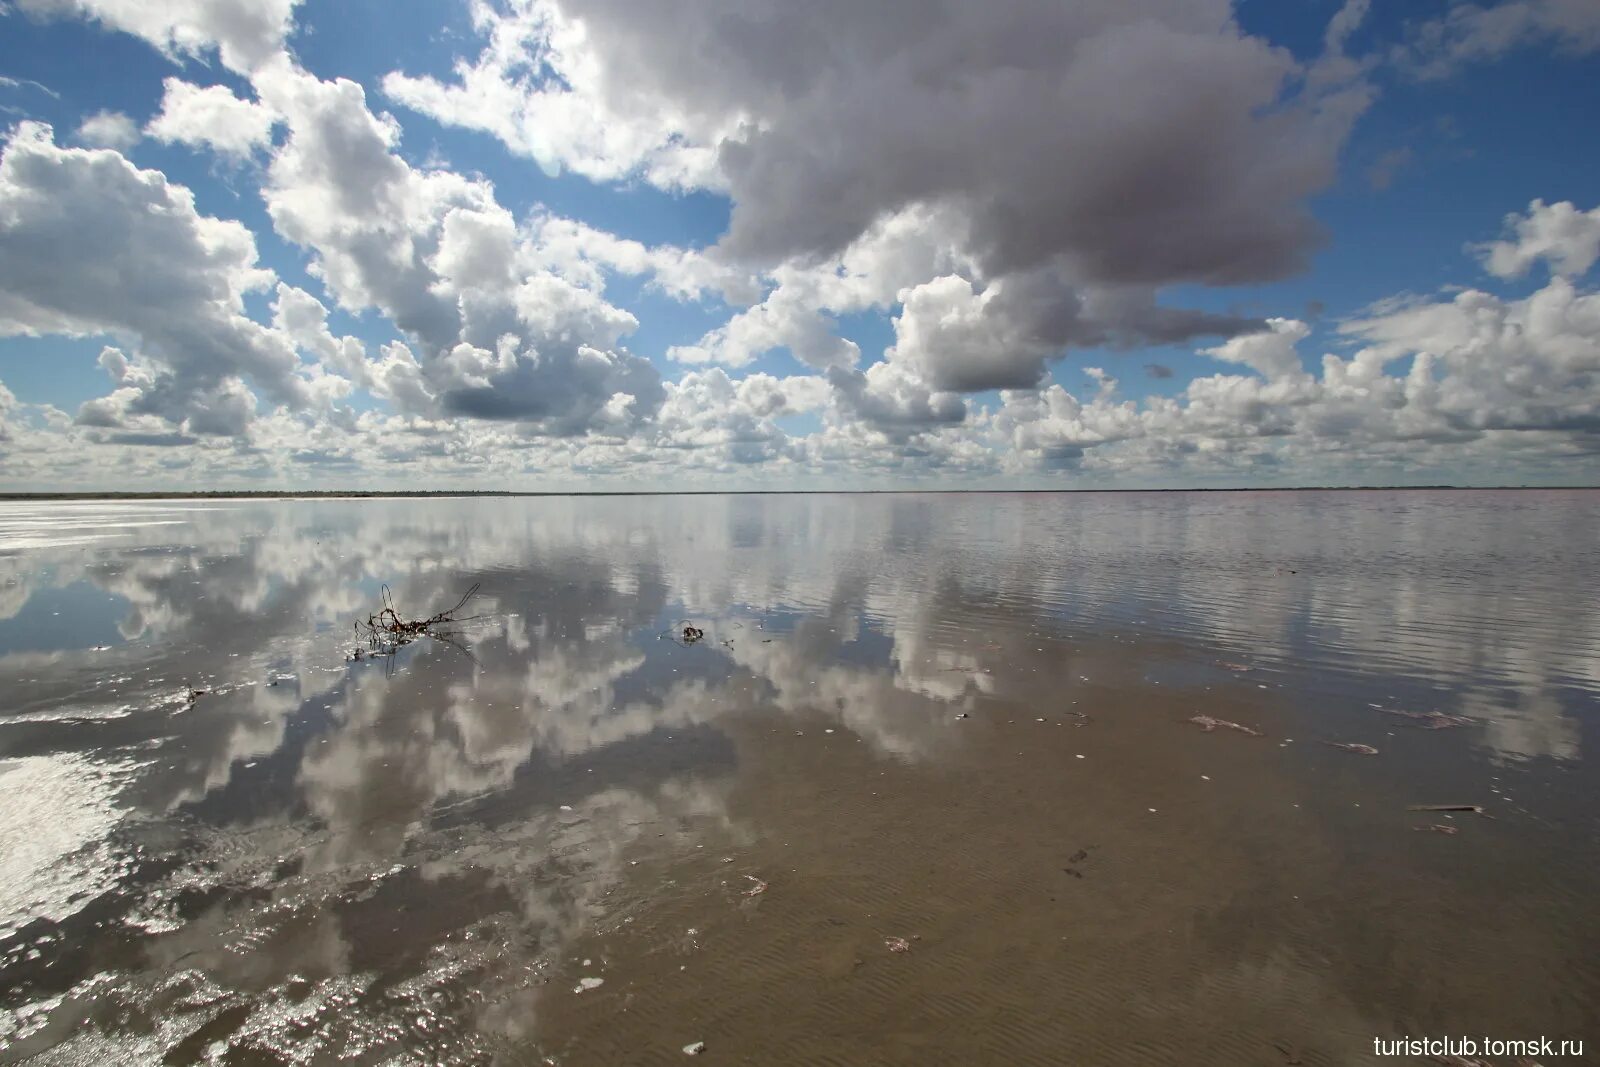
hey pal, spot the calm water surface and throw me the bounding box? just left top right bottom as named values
left=0, top=492, right=1596, bottom=1065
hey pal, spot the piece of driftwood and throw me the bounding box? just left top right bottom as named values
left=1188, top=714, right=1262, bottom=736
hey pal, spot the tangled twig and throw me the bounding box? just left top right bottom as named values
left=354, top=583, right=482, bottom=653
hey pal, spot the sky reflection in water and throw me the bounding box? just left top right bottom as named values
left=0, top=492, right=1596, bottom=1063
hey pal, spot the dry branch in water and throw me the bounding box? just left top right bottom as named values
left=355, top=583, right=481, bottom=653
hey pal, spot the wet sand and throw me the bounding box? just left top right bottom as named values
left=0, top=492, right=1596, bottom=1065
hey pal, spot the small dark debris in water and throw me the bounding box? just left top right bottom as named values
left=1188, top=714, right=1261, bottom=736
left=660, top=622, right=709, bottom=647
left=1320, top=740, right=1379, bottom=755
left=1409, top=804, right=1489, bottom=816
left=1272, top=1042, right=1304, bottom=1065
left=1413, top=824, right=1459, bottom=835
left=1064, top=847, right=1091, bottom=878
left=955, top=712, right=970, bottom=720
left=185, top=687, right=208, bottom=704
left=762, top=638, right=774, bottom=643
left=885, top=936, right=911, bottom=953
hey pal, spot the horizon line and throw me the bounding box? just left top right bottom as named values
left=2, top=485, right=1598, bottom=500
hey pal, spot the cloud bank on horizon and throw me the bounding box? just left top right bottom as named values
left=0, top=0, right=1598, bottom=489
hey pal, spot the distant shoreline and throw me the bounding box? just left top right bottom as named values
left=1, top=486, right=1596, bottom=501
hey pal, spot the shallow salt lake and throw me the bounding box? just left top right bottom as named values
left=0, top=491, right=1596, bottom=1064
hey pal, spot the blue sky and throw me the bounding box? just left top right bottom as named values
left=1, top=0, right=1598, bottom=490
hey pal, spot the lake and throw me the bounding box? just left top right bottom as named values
left=0, top=492, right=1596, bottom=1065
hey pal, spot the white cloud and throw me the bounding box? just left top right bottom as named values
left=1338, top=276, right=1600, bottom=435
left=828, top=360, right=967, bottom=439
left=72, top=109, right=139, bottom=150
left=13, top=0, right=302, bottom=73
left=524, top=214, right=757, bottom=305
left=383, top=0, right=734, bottom=190
left=2, top=0, right=1596, bottom=489
left=666, top=204, right=1260, bottom=379
left=994, top=266, right=1600, bottom=478
left=385, top=0, right=1370, bottom=398
left=651, top=368, right=809, bottom=465
left=253, top=62, right=664, bottom=434
left=667, top=205, right=970, bottom=370
left=146, top=78, right=277, bottom=160
left=0, top=122, right=311, bottom=435
left=271, top=284, right=367, bottom=383
left=1201, top=318, right=1312, bottom=383
left=667, top=290, right=858, bottom=371
left=1478, top=199, right=1600, bottom=280
left=886, top=274, right=1063, bottom=393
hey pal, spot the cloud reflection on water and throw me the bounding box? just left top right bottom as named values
left=0, top=492, right=1596, bottom=1059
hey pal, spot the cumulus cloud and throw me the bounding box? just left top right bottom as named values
left=393, top=0, right=1370, bottom=289
left=667, top=291, right=858, bottom=371
left=4, top=0, right=1597, bottom=490
left=12, top=0, right=302, bottom=73
left=885, top=274, right=1059, bottom=393
left=390, top=1, right=1340, bottom=404
left=254, top=62, right=664, bottom=434
left=146, top=78, right=277, bottom=160
left=271, top=284, right=367, bottom=383
left=383, top=0, right=731, bottom=190
left=995, top=260, right=1600, bottom=478
left=828, top=361, right=967, bottom=439
left=1201, top=318, right=1312, bottom=383
left=650, top=368, right=828, bottom=465
left=73, top=109, right=139, bottom=150
left=666, top=204, right=971, bottom=371
left=1339, top=275, right=1600, bottom=435
left=0, top=122, right=310, bottom=434
left=903, top=271, right=1262, bottom=394
left=1478, top=199, right=1600, bottom=280
left=668, top=204, right=1260, bottom=384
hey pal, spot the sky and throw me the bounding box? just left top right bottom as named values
left=0, top=0, right=1598, bottom=492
